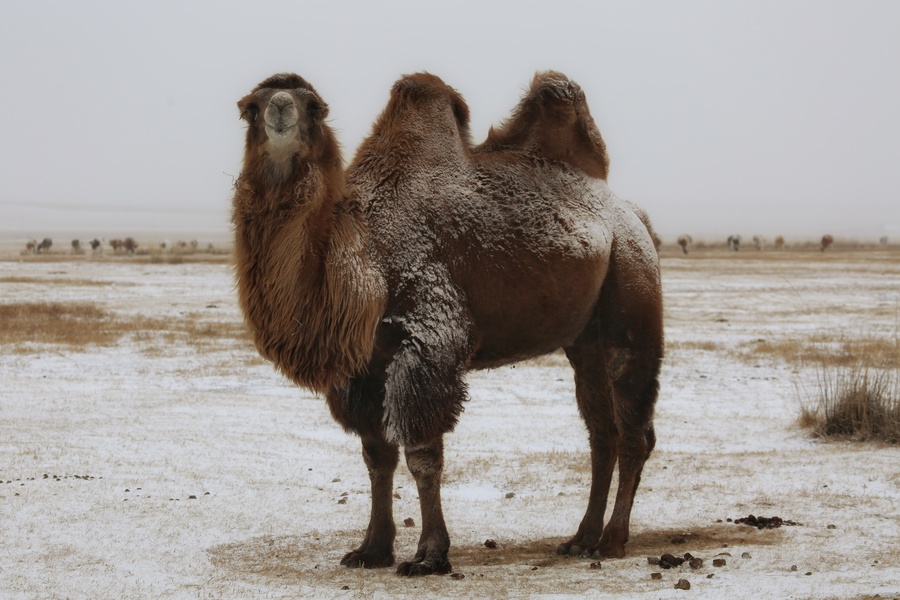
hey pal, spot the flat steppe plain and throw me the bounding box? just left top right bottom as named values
left=1, top=246, right=898, bottom=599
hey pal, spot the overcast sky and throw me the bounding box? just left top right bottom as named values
left=1, top=0, right=898, bottom=241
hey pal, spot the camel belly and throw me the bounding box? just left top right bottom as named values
left=465, top=255, right=607, bottom=367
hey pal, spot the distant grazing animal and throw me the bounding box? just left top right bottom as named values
left=752, top=235, right=765, bottom=251
left=774, top=235, right=785, bottom=250
left=232, top=72, right=662, bottom=576
left=879, top=236, right=888, bottom=246
left=820, top=234, right=834, bottom=252
left=109, top=239, right=124, bottom=253
left=676, top=234, right=693, bottom=255
left=25, top=239, right=37, bottom=254
left=727, top=235, right=742, bottom=251
left=71, top=239, right=81, bottom=253
left=123, top=237, right=138, bottom=255
left=90, top=239, right=102, bottom=253
left=36, top=238, right=52, bottom=253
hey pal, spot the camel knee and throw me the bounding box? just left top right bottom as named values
left=404, top=442, right=444, bottom=479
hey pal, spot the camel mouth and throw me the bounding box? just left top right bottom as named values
left=265, top=121, right=299, bottom=141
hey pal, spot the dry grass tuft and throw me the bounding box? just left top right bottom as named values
left=801, top=366, right=900, bottom=443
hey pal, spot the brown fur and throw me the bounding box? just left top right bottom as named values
left=231, top=71, right=662, bottom=576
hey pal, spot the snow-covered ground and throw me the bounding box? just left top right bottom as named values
left=1, top=250, right=898, bottom=599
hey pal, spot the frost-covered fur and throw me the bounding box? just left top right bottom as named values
left=231, top=71, right=663, bottom=576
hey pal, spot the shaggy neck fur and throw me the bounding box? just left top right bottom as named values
left=232, top=132, right=386, bottom=393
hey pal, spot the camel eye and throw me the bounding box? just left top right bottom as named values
left=246, top=105, right=259, bottom=122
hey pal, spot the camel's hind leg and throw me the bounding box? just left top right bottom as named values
left=556, top=344, right=619, bottom=557
left=559, top=249, right=663, bottom=559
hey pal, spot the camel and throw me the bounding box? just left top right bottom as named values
left=71, top=239, right=82, bottom=254
left=25, top=239, right=37, bottom=254
left=774, top=235, right=785, bottom=250
left=821, top=234, right=834, bottom=252
left=727, top=234, right=742, bottom=251
left=36, top=238, right=52, bottom=253
left=123, top=237, right=138, bottom=255
left=232, top=72, right=662, bottom=576
left=676, top=234, right=692, bottom=255
left=109, top=239, right=124, bottom=253
left=90, top=239, right=102, bottom=253
left=752, top=235, right=766, bottom=251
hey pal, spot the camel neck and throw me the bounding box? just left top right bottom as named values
left=232, top=169, right=386, bottom=393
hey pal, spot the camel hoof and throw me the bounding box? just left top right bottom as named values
left=341, top=550, right=394, bottom=569
left=396, top=559, right=452, bottom=576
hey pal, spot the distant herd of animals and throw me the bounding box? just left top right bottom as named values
left=21, top=237, right=212, bottom=255
left=664, top=232, right=890, bottom=254
left=21, top=232, right=889, bottom=257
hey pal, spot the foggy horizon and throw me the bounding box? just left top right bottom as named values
left=2, top=1, right=898, bottom=243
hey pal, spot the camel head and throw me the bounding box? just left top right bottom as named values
left=237, top=73, right=337, bottom=182
left=483, top=71, right=610, bottom=180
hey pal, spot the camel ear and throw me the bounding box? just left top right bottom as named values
left=237, top=97, right=259, bottom=122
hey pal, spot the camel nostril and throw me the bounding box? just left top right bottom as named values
left=270, top=92, right=294, bottom=111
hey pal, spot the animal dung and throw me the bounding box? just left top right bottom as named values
left=403, top=517, right=415, bottom=527
left=483, top=539, right=497, bottom=549
left=674, top=579, right=691, bottom=590
left=733, top=514, right=800, bottom=529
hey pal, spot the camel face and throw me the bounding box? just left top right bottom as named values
left=238, top=75, right=329, bottom=176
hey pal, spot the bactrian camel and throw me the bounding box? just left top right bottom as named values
left=231, top=71, right=663, bottom=576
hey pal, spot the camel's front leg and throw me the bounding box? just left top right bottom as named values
left=341, top=433, right=400, bottom=569
left=397, top=438, right=452, bottom=576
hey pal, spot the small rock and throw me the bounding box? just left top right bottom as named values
left=188, top=495, right=197, bottom=500
left=505, top=492, right=516, bottom=499
left=337, top=497, right=347, bottom=504
left=403, top=517, right=415, bottom=527
left=450, top=572, right=465, bottom=580
left=647, top=556, right=660, bottom=565
left=341, top=585, right=350, bottom=590
left=530, top=566, right=538, bottom=571
left=716, top=552, right=732, bottom=557
left=332, top=478, right=341, bottom=483
left=805, top=572, right=812, bottom=576
left=674, top=579, right=691, bottom=590
left=393, top=492, right=401, bottom=499
left=790, top=565, right=798, bottom=572
left=484, top=539, right=497, bottom=549
left=689, top=558, right=704, bottom=569
left=683, top=552, right=694, bottom=560
left=826, top=524, right=836, bottom=529
left=589, top=561, right=601, bottom=570
left=707, top=573, right=715, bottom=579
left=712, top=558, right=726, bottom=567
left=741, top=552, right=751, bottom=559
left=651, top=572, right=662, bottom=580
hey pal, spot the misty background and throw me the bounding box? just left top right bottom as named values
left=1, top=0, right=898, bottom=243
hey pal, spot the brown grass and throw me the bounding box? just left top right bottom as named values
left=746, top=335, right=899, bottom=369
left=800, top=366, right=900, bottom=443
left=0, top=301, right=252, bottom=352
